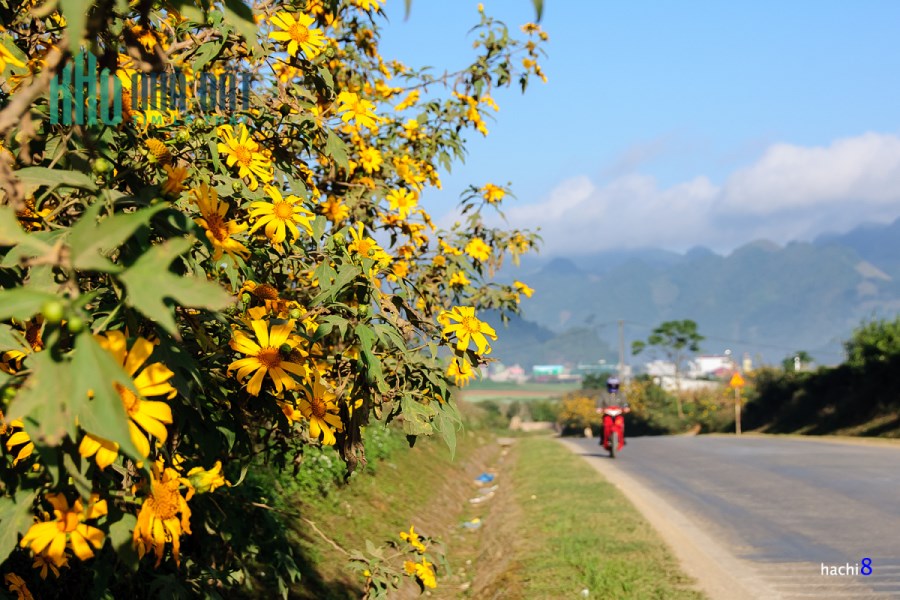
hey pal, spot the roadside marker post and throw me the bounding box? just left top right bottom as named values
left=729, top=372, right=745, bottom=435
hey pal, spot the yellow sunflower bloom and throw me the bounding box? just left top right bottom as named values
left=439, top=306, right=497, bottom=355
left=161, top=165, right=188, bottom=197
left=448, top=271, right=470, bottom=288
left=297, top=374, right=343, bottom=445
left=268, top=12, right=326, bottom=58
left=134, top=460, right=193, bottom=566
left=400, top=525, right=426, bottom=553
left=352, top=0, right=382, bottom=11
left=19, top=494, right=107, bottom=567
left=464, top=237, right=491, bottom=262
left=447, top=357, right=475, bottom=386
left=514, top=280, right=534, bottom=298
left=186, top=461, right=230, bottom=494
left=6, top=421, right=34, bottom=465
left=403, top=557, right=437, bottom=589
left=336, top=92, right=378, bottom=129
left=216, top=124, right=273, bottom=191
left=86, top=331, right=176, bottom=460
left=358, top=145, right=382, bottom=173
left=394, top=90, right=419, bottom=111
left=347, top=223, right=391, bottom=266
left=77, top=433, right=119, bottom=470
left=3, top=573, right=32, bottom=600
left=191, top=183, right=249, bottom=262
left=228, top=319, right=309, bottom=396
left=321, top=197, right=350, bottom=223
left=480, top=183, right=505, bottom=204
left=386, top=188, right=418, bottom=219
left=248, top=185, right=314, bottom=252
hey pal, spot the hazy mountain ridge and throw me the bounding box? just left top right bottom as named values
left=493, top=218, right=900, bottom=367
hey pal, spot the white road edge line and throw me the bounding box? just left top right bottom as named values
left=558, top=437, right=782, bottom=600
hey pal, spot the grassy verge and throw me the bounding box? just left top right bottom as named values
left=507, top=436, right=703, bottom=599
left=259, top=424, right=497, bottom=599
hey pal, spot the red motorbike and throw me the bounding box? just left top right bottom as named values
left=598, top=405, right=628, bottom=458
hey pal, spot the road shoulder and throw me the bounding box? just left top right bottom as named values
left=558, top=437, right=778, bottom=600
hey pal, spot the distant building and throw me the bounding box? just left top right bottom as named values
left=488, top=363, right=528, bottom=384
left=691, top=355, right=734, bottom=378
left=532, top=365, right=565, bottom=377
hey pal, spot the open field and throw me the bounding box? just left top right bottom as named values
left=459, top=381, right=580, bottom=403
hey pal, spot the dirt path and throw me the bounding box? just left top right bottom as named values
left=558, top=438, right=776, bottom=600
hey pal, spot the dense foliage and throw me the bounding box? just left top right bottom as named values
left=0, top=0, right=546, bottom=596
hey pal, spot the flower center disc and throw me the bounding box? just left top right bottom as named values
left=273, top=201, right=294, bottom=220
left=310, top=397, right=327, bottom=419
left=234, top=145, right=253, bottom=167
left=115, top=383, right=140, bottom=415
left=206, top=214, right=229, bottom=241
left=256, top=347, right=282, bottom=369
left=460, top=316, right=482, bottom=335
left=148, top=481, right=179, bottom=521
left=289, top=23, right=310, bottom=44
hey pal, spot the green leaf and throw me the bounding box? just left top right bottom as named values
left=0, top=491, right=36, bottom=562
left=118, top=238, right=233, bottom=337
left=72, top=332, right=147, bottom=462
left=324, top=131, right=349, bottom=170
left=0, top=229, right=66, bottom=268
left=14, top=166, right=97, bottom=191
left=309, top=264, right=360, bottom=306
left=221, top=0, right=259, bottom=50
left=400, top=395, right=435, bottom=436
left=106, top=511, right=140, bottom=570
left=532, top=0, right=544, bottom=21
left=0, top=288, right=61, bottom=321
left=192, top=39, right=224, bottom=72
left=433, top=401, right=462, bottom=458
left=69, top=203, right=168, bottom=272
left=58, top=0, right=92, bottom=55
left=355, top=324, right=387, bottom=392
left=8, top=350, right=76, bottom=445
left=0, top=324, right=27, bottom=351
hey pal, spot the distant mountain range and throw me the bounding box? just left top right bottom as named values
left=489, top=217, right=900, bottom=369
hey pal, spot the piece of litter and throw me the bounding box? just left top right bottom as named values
left=461, top=519, right=482, bottom=530
left=474, top=473, right=495, bottom=484
left=469, top=492, right=494, bottom=504
left=580, top=588, right=590, bottom=597
left=477, top=485, right=499, bottom=496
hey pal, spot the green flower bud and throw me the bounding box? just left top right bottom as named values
left=41, top=300, right=64, bottom=324
left=91, top=158, right=113, bottom=174
left=66, top=316, right=85, bottom=334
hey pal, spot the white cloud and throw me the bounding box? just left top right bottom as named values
left=494, top=132, right=900, bottom=254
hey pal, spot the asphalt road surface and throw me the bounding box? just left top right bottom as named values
left=570, top=435, right=900, bottom=599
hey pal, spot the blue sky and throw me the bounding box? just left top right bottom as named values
left=378, top=1, right=900, bottom=255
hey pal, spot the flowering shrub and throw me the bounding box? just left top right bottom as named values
left=0, top=0, right=546, bottom=596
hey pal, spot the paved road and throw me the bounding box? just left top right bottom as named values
left=570, top=435, right=900, bottom=599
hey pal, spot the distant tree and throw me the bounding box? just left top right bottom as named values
left=845, top=317, right=900, bottom=368
left=632, top=320, right=704, bottom=418
left=582, top=373, right=606, bottom=390
left=781, top=350, right=813, bottom=372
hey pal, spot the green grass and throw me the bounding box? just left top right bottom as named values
left=270, top=426, right=491, bottom=599
left=509, top=436, right=704, bottom=599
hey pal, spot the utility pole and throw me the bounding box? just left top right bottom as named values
left=618, top=319, right=625, bottom=377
